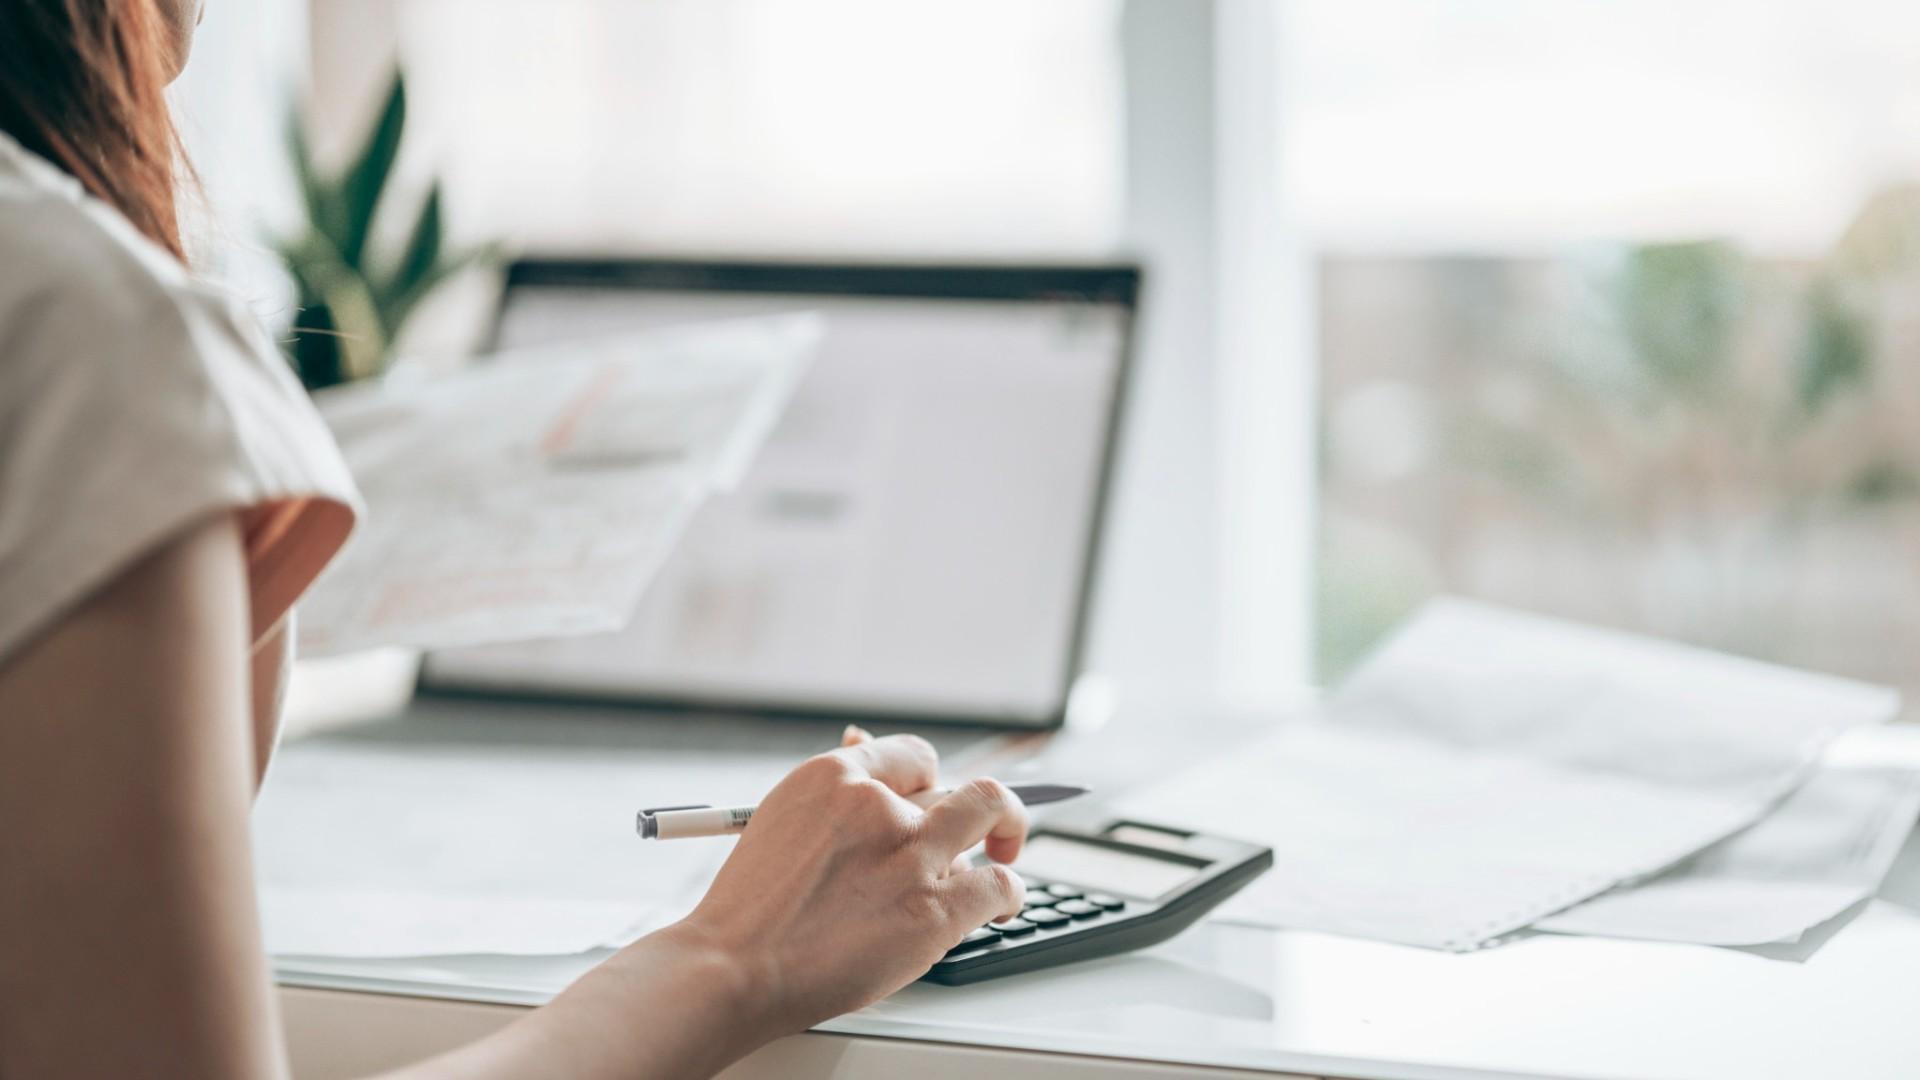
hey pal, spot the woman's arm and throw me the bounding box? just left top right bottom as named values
left=0, top=513, right=286, bottom=1079
left=0, top=514, right=1027, bottom=1079
left=249, top=620, right=293, bottom=786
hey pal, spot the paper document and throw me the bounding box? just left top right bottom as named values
left=253, top=735, right=798, bottom=958
left=1120, top=600, right=1898, bottom=951
left=1537, top=761, right=1920, bottom=946
left=297, top=316, right=818, bottom=657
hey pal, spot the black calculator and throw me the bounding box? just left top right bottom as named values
left=923, top=809, right=1273, bottom=985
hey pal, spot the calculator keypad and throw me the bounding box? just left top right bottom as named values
left=946, top=927, right=999, bottom=955
left=1023, top=906, right=1071, bottom=928
left=939, top=876, right=1136, bottom=968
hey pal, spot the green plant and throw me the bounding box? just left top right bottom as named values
left=1469, top=223, right=1920, bottom=530
left=1611, top=240, right=1744, bottom=403
left=277, top=70, right=491, bottom=390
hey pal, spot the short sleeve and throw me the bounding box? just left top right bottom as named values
left=0, top=225, right=362, bottom=664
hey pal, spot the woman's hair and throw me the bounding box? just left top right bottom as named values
left=0, top=0, right=188, bottom=260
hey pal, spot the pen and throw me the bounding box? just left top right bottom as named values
left=637, top=783, right=1089, bottom=840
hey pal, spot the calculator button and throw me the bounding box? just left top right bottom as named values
left=946, top=927, right=999, bottom=955
left=1025, top=907, right=1070, bottom=928
left=1054, top=899, right=1101, bottom=919
left=1086, top=893, right=1126, bottom=912
left=1023, top=891, right=1055, bottom=909
left=990, top=917, right=1037, bottom=936
left=1045, top=883, right=1084, bottom=900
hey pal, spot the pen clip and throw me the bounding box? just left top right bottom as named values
left=636, top=804, right=711, bottom=839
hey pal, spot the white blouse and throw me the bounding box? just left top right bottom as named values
left=0, top=131, right=361, bottom=664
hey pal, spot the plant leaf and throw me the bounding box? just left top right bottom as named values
left=380, top=241, right=503, bottom=345
left=319, top=269, right=389, bottom=382
left=279, top=227, right=389, bottom=381
left=336, top=70, right=407, bottom=270
left=382, top=181, right=444, bottom=332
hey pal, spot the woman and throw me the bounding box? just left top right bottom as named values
left=0, top=3, right=1029, bottom=1077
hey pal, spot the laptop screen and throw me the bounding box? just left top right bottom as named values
left=421, top=262, right=1136, bottom=727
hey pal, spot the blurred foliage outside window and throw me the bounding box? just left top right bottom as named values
left=1298, top=1, right=1920, bottom=705
left=1317, top=197, right=1920, bottom=696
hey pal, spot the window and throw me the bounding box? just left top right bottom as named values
left=1294, top=1, right=1920, bottom=703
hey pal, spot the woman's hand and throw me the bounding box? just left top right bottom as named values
left=449, top=729, right=1029, bottom=1080
left=673, top=727, right=1029, bottom=1033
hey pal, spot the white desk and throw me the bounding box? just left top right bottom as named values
left=272, top=701, right=1920, bottom=1080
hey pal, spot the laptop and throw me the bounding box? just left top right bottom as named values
left=420, top=259, right=1140, bottom=731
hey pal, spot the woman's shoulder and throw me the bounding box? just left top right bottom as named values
left=0, top=132, right=192, bottom=334
left=0, top=129, right=357, bottom=511
left=0, top=131, right=320, bottom=436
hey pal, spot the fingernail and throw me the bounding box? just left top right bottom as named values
left=842, top=724, right=872, bottom=743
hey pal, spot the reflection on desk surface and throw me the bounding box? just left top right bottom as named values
left=282, top=884, right=1920, bottom=1080
left=270, top=699, right=1920, bottom=1080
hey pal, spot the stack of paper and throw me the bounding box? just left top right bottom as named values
left=297, top=315, right=818, bottom=657
left=1119, top=600, right=1907, bottom=952
left=1537, top=757, right=1920, bottom=946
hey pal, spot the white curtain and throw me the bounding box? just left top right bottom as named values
left=391, top=0, right=1124, bottom=256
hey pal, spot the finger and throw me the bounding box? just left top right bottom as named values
left=941, top=862, right=1025, bottom=927
left=948, top=854, right=972, bottom=878
left=830, top=733, right=937, bottom=798
left=841, top=724, right=873, bottom=747
left=918, top=777, right=1029, bottom=865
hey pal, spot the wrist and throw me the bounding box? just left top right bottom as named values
left=529, top=918, right=783, bottom=1080
left=650, top=917, right=779, bottom=1041
left=627, top=917, right=788, bottom=1055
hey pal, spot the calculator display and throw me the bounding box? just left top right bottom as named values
left=1014, top=835, right=1205, bottom=901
